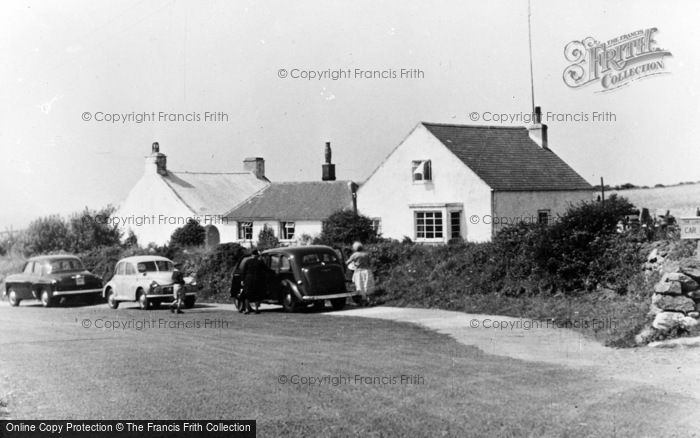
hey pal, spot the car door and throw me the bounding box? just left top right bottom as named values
left=125, top=262, right=139, bottom=300
left=111, top=262, right=125, bottom=299
left=31, top=262, right=46, bottom=298
left=14, top=262, right=35, bottom=299
left=266, top=254, right=282, bottom=300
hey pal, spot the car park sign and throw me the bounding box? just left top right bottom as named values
left=680, top=217, right=700, bottom=240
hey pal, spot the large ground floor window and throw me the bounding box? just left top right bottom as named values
left=415, top=211, right=443, bottom=239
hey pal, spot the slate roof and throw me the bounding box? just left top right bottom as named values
left=421, top=122, right=592, bottom=191
left=225, top=181, right=356, bottom=221
left=162, top=172, right=269, bottom=215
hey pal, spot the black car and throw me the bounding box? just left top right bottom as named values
left=4, top=255, right=103, bottom=307
left=231, top=245, right=358, bottom=312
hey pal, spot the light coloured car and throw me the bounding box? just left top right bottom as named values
left=103, top=255, right=196, bottom=310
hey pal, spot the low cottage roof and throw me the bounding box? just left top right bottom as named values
left=163, top=171, right=269, bottom=215
left=422, top=123, right=592, bottom=191
left=225, top=181, right=356, bottom=221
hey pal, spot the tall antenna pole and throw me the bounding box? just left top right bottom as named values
left=527, top=0, right=536, bottom=115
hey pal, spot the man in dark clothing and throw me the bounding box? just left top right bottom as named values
left=241, top=250, right=267, bottom=314
left=171, top=263, right=186, bottom=314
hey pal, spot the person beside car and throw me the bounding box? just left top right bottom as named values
left=171, top=262, right=186, bottom=314
left=241, top=249, right=267, bottom=314
left=345, top=241, right=375, bottom=306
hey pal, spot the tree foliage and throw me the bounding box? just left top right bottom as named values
left=319, top=209, right=379, bottom=245
left=257, top=224, right=280, bottom=250
left=170, top=220, right=206, bottom=248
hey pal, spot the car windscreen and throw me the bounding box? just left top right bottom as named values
left=300, top=252, right=339, bottom=267
left=136, top=260, right=174, bottom=272
left=47, top=258, right=84, bottom=273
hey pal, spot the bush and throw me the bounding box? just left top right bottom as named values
left=194, top=243, right=247, bottom=301
left=170, top=220, right=206, bottom=248
left=67, top=206, right=122, bottom=253
left=490, top=195, right=640, bottom=293
left=257, top=224, right=279, bottom=251
left=23, top=215, right=70, bottom=255
left=319, top=209, right=379, bottom=245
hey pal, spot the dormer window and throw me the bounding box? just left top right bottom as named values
left=412, top=160, right=432, bottom=182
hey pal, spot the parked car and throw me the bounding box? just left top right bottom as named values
left=103, top=255, right=196, bottom=310
left=3, top=255, right=103, bottom=307
left=231, top=245, right=358, bottom=312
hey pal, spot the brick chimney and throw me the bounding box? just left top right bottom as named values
left=527, top=106, right=549, bottom=150
left=322, top=141, right=336, bottom=181
left=145, top=141, right=168, bottom=176
left=244, top=157, right=265, bottom=179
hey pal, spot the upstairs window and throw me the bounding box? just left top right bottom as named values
left=538, top=210, right=550, bottom=225
left=412, top=160, right=432, bottom=182
left=238, top=222, right=253, bottom=240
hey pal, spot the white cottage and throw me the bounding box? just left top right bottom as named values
left=114, top=142, right=269, bottom=246
left=358, top=111, right=593, bottom=243
left=224, top=181, right=358, bottom=246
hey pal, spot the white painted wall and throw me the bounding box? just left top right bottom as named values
left=230, top=220, right=322, bottom=247
left=357, top=124, right=493, bottom=243
left=113, top=174, right=196, bottom=246
left=492, top=190, right=594, bottom=234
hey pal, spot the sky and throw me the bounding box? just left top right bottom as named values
left=1, top=0, right=698, bottom=229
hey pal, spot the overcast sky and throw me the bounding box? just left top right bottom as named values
left=1, top=0, right=697, bottom=229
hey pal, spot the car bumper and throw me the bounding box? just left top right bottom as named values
left=301, top=292, right=358, bottom=301
left=53, top=288, right=103, bottom=297
left=146, top=293, right=197, bottom=300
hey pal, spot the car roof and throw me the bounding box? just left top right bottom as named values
left=261, top=245, right=339, bottom=256
left=117, top=255, right=174, bottom=263
left=27, top=255, right=81, bottom=262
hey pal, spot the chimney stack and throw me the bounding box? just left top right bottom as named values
left=528, top=106, right=549, bottom=150
left=145, top=141, right=168, bottom=176
left=244, top=157, right=265, bottom=179
left=322, top=141, right=336, bottom=181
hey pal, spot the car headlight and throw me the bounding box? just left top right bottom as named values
left=150, top=281, right=159, bottom=291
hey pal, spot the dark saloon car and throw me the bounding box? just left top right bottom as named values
left=3, top=255, right=103, bottom=307
left=231, top=245, right=358, bottom=312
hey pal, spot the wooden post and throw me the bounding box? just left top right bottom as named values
left=600, top=177, right=605, bottom=203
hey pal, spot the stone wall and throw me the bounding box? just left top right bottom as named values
left=637, top=252, right=700, bottom=344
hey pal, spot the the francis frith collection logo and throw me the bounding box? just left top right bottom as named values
left=563, top=28, right=672, bottom=92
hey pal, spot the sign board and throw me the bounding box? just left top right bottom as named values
left=680, top=217, right=700, bottom=240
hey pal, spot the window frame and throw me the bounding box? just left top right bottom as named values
left=538, top=209, right=551, bottom=225
left=280, top=221, right=295, bottom=240
left=414, top=210, right=444, bottom=241
left=450, top=211, right=462, bottom=239
left=411, top=160, right=432, bottom=183
left=238, top=221, right=253, bottom=240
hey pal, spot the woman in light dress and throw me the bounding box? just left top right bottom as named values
left=345, top=241, right=375, bottom=306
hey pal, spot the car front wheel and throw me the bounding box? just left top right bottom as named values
left=107, top=288, right=119, bottom=309
left=40, top=290, right=53, bottom=308
left=282, top=288, right=297, bottom=313
left=331, top=297, right=346, bottom=311
left=8, top=289, right=20, bottom=307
